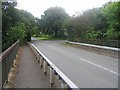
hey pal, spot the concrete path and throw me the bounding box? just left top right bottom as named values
left=14, top=46, right=51, bottom=88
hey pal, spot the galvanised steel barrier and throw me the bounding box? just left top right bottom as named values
left=67, top=41, right=119, bottom=58
left=0, top=40, right=20, bottom=89
left=78, top=39, right=119, bottom=48
left=28, top=42, right=79, bottom=89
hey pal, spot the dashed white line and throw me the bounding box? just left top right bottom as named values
left=79, top=57, right=119, bottom=75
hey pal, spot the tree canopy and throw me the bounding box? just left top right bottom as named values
left=39, top=7, right=68, bottom=38
left=65, top=1, right=120, bottom=41
left=34, top=1, right=119, bottom=42
left=2, top=1, right=119, bottom=51
left=2, top=1, right=36, bottom=51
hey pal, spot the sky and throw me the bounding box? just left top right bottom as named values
left=16, top=0, right=111, bottom=18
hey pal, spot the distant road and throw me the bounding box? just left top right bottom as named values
left=32, top=40, right=118, bottom=88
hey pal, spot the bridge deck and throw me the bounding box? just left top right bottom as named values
left=14, top=46, right=52, bottom=88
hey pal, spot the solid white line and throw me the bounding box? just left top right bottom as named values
left=79, top=57, right=119, bottom=75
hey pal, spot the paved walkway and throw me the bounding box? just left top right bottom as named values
left=14, top=46, right=52, bottom=88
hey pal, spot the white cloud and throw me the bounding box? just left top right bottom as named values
left=17, top=0, right=110, bottom=18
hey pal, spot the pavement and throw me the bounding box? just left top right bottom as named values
left=14, top=46, right=52, bottom=88
left=32, top=40, right=118, bottom=88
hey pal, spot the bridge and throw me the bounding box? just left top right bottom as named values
left=0, top=38, right=119, bottom=89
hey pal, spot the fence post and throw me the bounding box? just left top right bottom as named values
left=40, top=56, right=43, bottom=68
left=50, top=68, right=55, bottom=87
left=36, top=52, right=39, bottom=62
left=43, top=60, right=47, bottom=75
left=37, top=53, right=40, bottom=63
left=35, top=50, right=38, bottom=60
left=29, top=42, right=79, bottom=89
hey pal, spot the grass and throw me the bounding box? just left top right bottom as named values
left=36, top=35, right=66, bottom=40
left=38, top=37, right=51, bottom=40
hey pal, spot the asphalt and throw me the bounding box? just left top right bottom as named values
left=14, top=46, right=54, bottom=88
left=32, top=40, right=118, bottom=88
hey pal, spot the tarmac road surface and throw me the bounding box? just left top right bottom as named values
left=32, top=40, right=118, bottom=88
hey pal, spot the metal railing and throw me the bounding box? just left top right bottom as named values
left=28, top=42, right=79, bottom=89
left=67, top=41, right=119, bottom=51
left=72, top=39, right=119, bottom=48
left=0, top=40, right=20, bottom=88
left=67, top=41, right=119, bottom=58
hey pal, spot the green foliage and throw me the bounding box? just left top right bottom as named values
left=38, top=35, right=52, bottom=40
left=101, top=2, right=120, bottom=40
left=85, top=31, right=99, bottom=39
left=66, top=1, right=119, bottom=41
left=2, top=1, right=119, bottom=50
left=40, top=7, right=68, bottom=38
left=38, top=34, right=65, bottom=40
left=32, top=18, right=41, bottom=37
left=7, top=23, right=26, bottom=43
left=106, top=29, right=120, bottom=40
left=35, top=1, right=119, bottom=43
left=2, top=1, right=36, bottom=51
left=2, top=22, right=26, bottom=51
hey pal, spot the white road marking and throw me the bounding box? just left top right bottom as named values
left=79, top=57, right=119, bottom=75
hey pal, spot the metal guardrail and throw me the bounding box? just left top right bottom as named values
left=0, top=40, right=20, bottom=88
left=67, top=41, right=119, bottom=58
left=77, top=39, right=119, bottom=48
left=68, top=41, right=120, bottom=51
left=28, top=42, right=79, bottom=89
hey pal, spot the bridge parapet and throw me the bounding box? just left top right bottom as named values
left=0, top=40, right=20, bottom=89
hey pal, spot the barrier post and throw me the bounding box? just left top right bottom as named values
left=43, top=60, right=47, bottom=75
left=50, top=68, right=55, bottom=87
left=40, top=56, right=43, bottom=68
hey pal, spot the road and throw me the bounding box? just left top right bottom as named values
left=32, top=40, right=118, bottom=88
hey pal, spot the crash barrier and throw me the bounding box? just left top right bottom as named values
left=28, top=42, right=79, bottom=89
left=0, top=40, right=20, bottom=88
left=67, top=41, right=119, bottom=58
left=75, top=39, right=119, bottom=48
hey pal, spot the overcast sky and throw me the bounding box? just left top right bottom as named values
left=17, top=0, right=111, bottom=18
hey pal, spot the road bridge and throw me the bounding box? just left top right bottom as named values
left=0, top=38, right=119, bottom=89
left=32, top=40, right=118, bottom=88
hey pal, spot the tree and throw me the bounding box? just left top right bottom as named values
left=40, top=7, right=69, bottom=38
left=18, top=10, right=36, bottom=41
left=32, top=18, right=41, bottom=37
left=2, top=1, right=20, bottom=51
left=2, top=1, right=36, bottom=51
left=101, top=2, right=120, bottom=40
left=65, top=1, right=120, bottom=41
left=66, top=8, right=97, bottom=40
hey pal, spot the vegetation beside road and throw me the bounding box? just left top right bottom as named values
left=2, top=2, right=35, bottom=51
left=2, top=1, right=119, bottom=51
left=32, top=1, right=120, bottom=48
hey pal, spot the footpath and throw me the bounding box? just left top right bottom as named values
left=14, top=46, right=52, bottom=88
